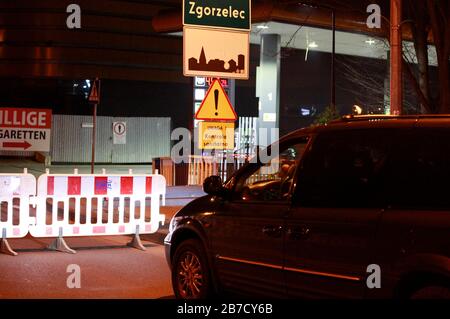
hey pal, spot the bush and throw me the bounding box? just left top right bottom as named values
left=313, top=105, right=340, bottom=125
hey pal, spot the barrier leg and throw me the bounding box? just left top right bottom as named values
left=48, top=227, right=76, bottom=254
left=1, top=229, right=18, bottom=256
left=127, top=225, right=146, bottom=251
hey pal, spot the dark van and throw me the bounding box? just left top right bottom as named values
left=165, top=115, right=450, bottom=299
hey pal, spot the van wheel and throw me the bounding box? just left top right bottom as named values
left=410, top=286, right=450, bottom=299
left=172, top=239, right=212, bottom=299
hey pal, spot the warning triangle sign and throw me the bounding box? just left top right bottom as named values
left=195, top=79, right=237, bottom=121
left=89, top=79, right=100, bottom=104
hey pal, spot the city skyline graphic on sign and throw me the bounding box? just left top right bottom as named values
left=188, top=47, right=245, bottom=74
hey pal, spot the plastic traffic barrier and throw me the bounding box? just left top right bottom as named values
left=29, top=170, right=166, bottom=239
left=0, top=168, right=167, bottom=255
left=0, top=169, right=36, bottom=255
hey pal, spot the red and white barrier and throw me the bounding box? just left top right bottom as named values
left=0, top=169, right=35, bottom=239
left=29, top=171, right=166, bottom=238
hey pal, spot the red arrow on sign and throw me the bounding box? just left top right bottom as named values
left=2, top=141, right=32, bottom=150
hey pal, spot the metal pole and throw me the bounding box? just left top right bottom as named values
left=91, top=103, right=97, bottom=174
left=390, top=0, right=402, bottom=115
left=331, top=10, right=336, bottom=112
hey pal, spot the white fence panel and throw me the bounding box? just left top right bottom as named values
left=0, top=171, right=35, bottom=239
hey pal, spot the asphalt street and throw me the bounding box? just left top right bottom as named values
left=0, top=160, right=206, bottom=298
left=0, top=206, right=180, bottom=299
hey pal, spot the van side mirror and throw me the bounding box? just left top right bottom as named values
left=203, top=176, right=224, bottom=196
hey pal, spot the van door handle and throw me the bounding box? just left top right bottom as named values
left=262, top=225, right=283, bottom=238
left=287, top=226, right=310, bottom=240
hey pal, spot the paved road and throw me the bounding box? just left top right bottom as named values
left=0, top=207, right=180, bottom=299
left=0, top=160, right=206, bottom=298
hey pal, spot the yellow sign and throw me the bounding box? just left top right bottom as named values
left=198, top=121, right=235, bottom=150
left=194, top=79, right=237, bottom=121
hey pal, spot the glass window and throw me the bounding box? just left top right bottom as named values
left=295, top=129, right=393, bottom=208
left=234, top=138, right=309, bottom=202
left=383, top=128, right=450, bottom=209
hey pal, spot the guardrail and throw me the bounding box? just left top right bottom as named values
left=0, top=168, right=166, bottom=256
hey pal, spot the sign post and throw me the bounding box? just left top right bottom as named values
left=184, top=1, right=250, bottom=165
left=88, top=78, right=100, bottom=174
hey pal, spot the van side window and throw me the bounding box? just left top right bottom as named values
left=383, top=128, right=450, bottom=209
left=295, top=129, right=392, bottom=208
left=234, top=138, right=309, bottom=202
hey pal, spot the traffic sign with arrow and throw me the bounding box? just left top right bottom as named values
left=0, top=107, right=51, bottom=152
left=2, top=141, right=32, bottom=150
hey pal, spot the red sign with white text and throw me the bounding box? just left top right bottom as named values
left=0, top=108, right=52, bottom=129
left=206, top=77, right=229, bottom=88
left=0, top=108, right=52, bottom=151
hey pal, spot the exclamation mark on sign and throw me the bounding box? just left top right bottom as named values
left=214, top=89, right=219, bottom=116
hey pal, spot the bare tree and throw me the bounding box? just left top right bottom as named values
left=406, top=0, right=449, bottom=114
left=335, top=52, right=418, bottom=114
left=275, top=0, right=449, bottom=113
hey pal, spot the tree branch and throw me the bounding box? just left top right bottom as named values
left=427, top=0, right=443, bottom=55
left=402, top=59, right=433, bottom=113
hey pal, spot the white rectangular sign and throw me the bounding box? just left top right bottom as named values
left=183, top=26, right=249, bottom=79
left=113, top=121, right=126, bottom=145
left=0, top=107, right=52, bottom=152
